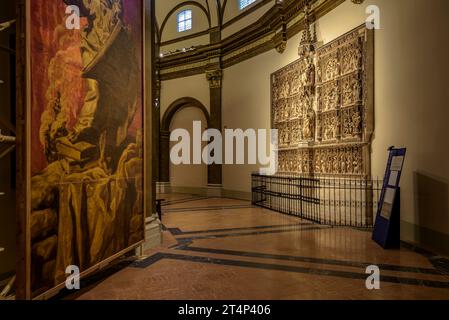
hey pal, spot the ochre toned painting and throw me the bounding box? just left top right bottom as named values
left=29, top=0, right=144, bottom=296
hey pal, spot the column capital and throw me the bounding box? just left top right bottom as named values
left=206, top=69, right=223, bottom=89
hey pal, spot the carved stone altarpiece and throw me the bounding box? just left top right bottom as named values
left=271, top=25, right=374, bottom=176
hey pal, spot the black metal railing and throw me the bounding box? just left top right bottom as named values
left=252, top=173, right=382, bottom=228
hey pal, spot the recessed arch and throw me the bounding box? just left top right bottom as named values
left=161, top=97, right=210, bottom=132
left=160, top=97, right=211, bottom=184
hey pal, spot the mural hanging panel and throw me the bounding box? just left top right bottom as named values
left=25, top=0, right=145, bottom=298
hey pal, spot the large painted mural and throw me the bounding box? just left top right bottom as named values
left=29, top=0, right=144, bottom=296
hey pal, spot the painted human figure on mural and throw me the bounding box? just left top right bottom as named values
left=29, top=0, right=144, bottom=293
left=62, top=0, right=138, bottom=172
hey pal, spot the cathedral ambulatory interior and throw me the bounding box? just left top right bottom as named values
left=1, top=0, right=449, bottom=307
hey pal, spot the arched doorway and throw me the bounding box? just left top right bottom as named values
left=159, top=97, right=211, bottom=189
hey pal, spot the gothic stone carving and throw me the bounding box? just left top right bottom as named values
left=272, top=25, right=373, bottom=177
left=272, top=56, right=316, bottom=148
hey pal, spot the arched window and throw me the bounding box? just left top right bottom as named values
left=177, top=10, right=192, bottom=32
left=239, top=0, right=257, bottom=10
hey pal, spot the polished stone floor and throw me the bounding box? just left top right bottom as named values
left=68, top=193, right=449, bottom=300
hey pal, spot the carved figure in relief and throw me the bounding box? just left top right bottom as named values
left=283, top=104, right=290, bottom=120
left=325, top=58, right=339, bottom=81
left=341, top=52, right=353, bottom=74
left=302, top=109, right=315, bottom=140
left=279, top=128, right=285, bottom=145
left=291, top=126, right=298, bottom=145
left=301, top=60, right=315, bottom=87
left=293, top=100, right=300, bottom=118
left=331, top=116, right=339, bottom=140
left=332, top=153, right=339, bottom=173
left=323, top=119, right=331, bottom=140
left=353, top=152, right=361, bottom=174
left=317, top=63, right=323, bottom=83
left=351, top=111, right=362, bottom=136
left=342, top=111, right=353, bottom=137
left=290, top=101, right=297, bottom=118
left=324, top=85, right=339, bottom=111
left=278, top=153, right=285, bottom=171
left=342, top=77, right=361, bottom=106
left=349, top=47, right=362, bottom=72
left=314, top=153, right=320, bottom=173
left=323, top=116, right=333, bottom=140
left=291, top=74, right=300, bottom=95
left=321, top=154, right=327, bottom=173
left=340, top=152, right=347, bottom=173
left=342, top=80, right=353, bottom=106
left=280, top=128, right=288, bottom=146
left=341, top=43, right=362, bottom=75
left=346, top=152, right=352, bottom=173
left=299, top=89, right=311, bottom=114
left=316, top=121, right=322, bottom=140
left=303, top=158, right=309, bottom=173
left=280, top=81, right=289, bottom=99
left=279, top=101, right=287, bottom=121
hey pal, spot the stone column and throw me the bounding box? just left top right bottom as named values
left=206, top=69, right=223, bottom=196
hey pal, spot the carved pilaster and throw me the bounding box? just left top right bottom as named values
left=206, top=69, right=223, bottom=185
left=159, top=131, right=170, bottom=183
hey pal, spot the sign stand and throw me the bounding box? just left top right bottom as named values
left=372, top=147, right=406, bottom=249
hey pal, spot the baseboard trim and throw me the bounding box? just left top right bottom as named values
left=222, top=189, right=252, bottom=201
left=157, top=185, right=251, bottom=201
left=169, top=186, right=209, bottom=196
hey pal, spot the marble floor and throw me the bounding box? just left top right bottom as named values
left=66, top=193, right=449, bottom=300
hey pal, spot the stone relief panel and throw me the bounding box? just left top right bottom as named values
left=278, top=149, right=313, bottom=174
left=341, top=73, right=362, bottom=107
left=313, top=146, right=363, bottom=175
left=318, top=81, right=340, bottom=112
left=272, top=56, right=316, bottom=150
left=271, top=26, right=373, bottom=177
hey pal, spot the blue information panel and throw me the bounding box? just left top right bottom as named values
left=372, top=147, right=407, bottom=248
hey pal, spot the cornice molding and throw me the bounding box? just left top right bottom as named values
left=158, top=0, right=345, bottom=81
